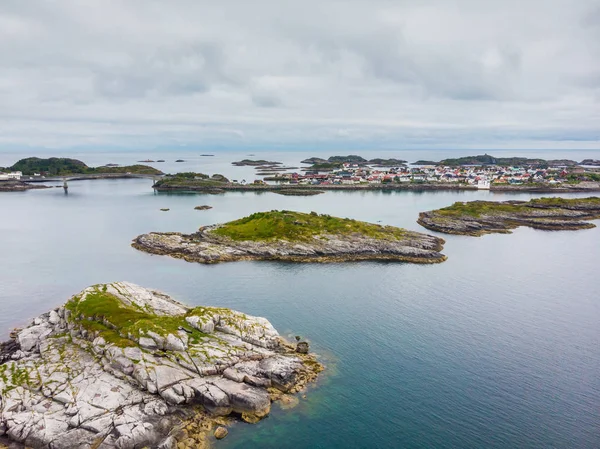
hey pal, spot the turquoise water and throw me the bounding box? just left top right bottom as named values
left=1, top=167, right=599, bottom=448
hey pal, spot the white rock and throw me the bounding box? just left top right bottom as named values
left=165, top=333, right=186, bottom=352
left=17, top=323, right=52, bottom=352
left=138, top=336, right=158, bottom=349
left=0, top=282, right=317, bottom=448
left=48, top=310, right=61, bottom=325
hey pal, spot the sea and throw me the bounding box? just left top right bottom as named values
left=0, top=148, right=599, bottom=448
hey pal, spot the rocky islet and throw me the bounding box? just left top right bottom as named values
left=132, top=211, right=447, bottom=264
left=417, top=197, right=600, bottom=236
left=0, top=282, right=322, bottom=448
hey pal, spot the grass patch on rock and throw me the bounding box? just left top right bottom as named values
left=210, top=210, right=407, bottom=242
left=65, top=287, right=206, bottom=347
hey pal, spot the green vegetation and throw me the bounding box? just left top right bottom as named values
left=327, top=155, right=367, bottom=163
left=154, top=172, right=229, bottom=188
left=412, top=160, right=438, bottom=165
left=6, top=157, right=162, bottom=176
left=168, top=172, right=209, bottom=180
left=368, top=158, right=407, bottom=165
left=11, top=157, right=87, bottom=175
left=211, top=210, right=408, bottom=242
left=305, top=162, right=343, bottom=171
left=301, top=156, right=406, bottom=169
left=434, top=197, right=600, bottom=218
left=412, top=154, right=579, bottom=167
left=0, top=363, right=35, bottom=393
left=435, top=201, right=528, bottom=217
left=92, top=164, right=162, bottom=175
left=529, top=197, right=600, bottom=207
left=65, top=287, right=206, bottom=347
left=232, top=159, right=281, bottom=166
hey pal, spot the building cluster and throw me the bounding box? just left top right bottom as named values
left=266, top=163, right=572, bottom=189
left=0, top=171, right=22, bottom=181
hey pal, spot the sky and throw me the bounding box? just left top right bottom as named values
left=0, top=0, right=599, bottom=151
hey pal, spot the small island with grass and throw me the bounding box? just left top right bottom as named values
left=132, top=210, right=447, bottom=264
left=3, top=157, right=163, bottom=177
left=417, top=197, right=600, bottom=236
left=232, top=159, right=282, bottom=166
left=0, top=282, right=322, bottom=448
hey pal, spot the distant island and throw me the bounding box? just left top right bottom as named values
left=132, top=210, right=447, bottom=264
left=1, top=157, right=163, bottom=176
left=232, top=159, right=282, bottom=166
left=301, top=155, right=407, bottom=170
left=153, top=172, right=230, bottom=190
left=417, top=197, right=600, bottom=236
left=581, top=159, right=600, bottom=166
left=0, top=282, right=322, bottom=448
left=411, top=154, right=586, bottom=167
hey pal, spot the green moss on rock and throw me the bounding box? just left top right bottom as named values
left=65, top=286, right=206, bottom=347
left=211, top=210, right=407, bottom=242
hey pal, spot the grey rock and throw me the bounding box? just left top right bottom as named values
left=0, top=282, right=320, bottom=448
left=132, top=219, right=447, bottom=265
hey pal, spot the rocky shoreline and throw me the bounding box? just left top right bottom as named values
left=132, top=211, right=447, bottom=264
left=0, top=282, right=322, bottom=448
left=152, top=182, right=600, bottom=194
left=0, top=181, right=50, bottom=192
left=417, top=197, right=600, bottom=236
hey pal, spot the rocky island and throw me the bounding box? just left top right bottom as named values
left=2, top=157, right=162, bottom=177
left=132, top=210, right=447, bottom=264
left=418, top=197, right=600, bottom=236
left=0, top=282, right=322, bottom=448
left=0, top=181, right=50, bottom=192
left=411, top=154, right=581, bottom=167
left=231, top=160, right=282, bottom=167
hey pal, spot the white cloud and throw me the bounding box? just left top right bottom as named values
left=0, top=0, right=598, bottom=150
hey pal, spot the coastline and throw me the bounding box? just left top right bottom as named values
left=0, top=181, right=51, bottom=192
left=152, top=182, right=600, bottom=194
left=131, top=212, right=447, bottom=265
left=417, top=197, right=600, bottom=236
left=0, top=282, right=323, bottom=448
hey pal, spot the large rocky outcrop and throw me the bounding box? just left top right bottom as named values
left=418, top=197, right=600, bottom=236
left=132, top=212, right=446, bottom=264
left=0, top=283, right=322, bottom=449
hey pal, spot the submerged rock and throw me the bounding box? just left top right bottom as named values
left=296, top=342, right=309, bottom=354
left=214, top=426, right=228, bottom=439
left=0, top=282, right=322, bottom=449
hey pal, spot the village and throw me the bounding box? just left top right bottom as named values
left=0, top=171, right=22, bottom=181
left=263, top=163, right=584, bottom=189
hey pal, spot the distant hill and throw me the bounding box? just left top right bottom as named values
left=412, top=154, right=578, bottom=167
left=11, top=157, right=88, bottom=175
left=301, top=155, right=406, bottom=170
left=7, top=157, right=163, bottom=176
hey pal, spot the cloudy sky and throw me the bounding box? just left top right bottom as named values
left=0, top=0, right=599, bottom=151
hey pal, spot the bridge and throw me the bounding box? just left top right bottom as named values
left=21, top=173, right=162, bottom=183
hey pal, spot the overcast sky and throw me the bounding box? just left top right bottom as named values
left=0, top=0, right=599, bottom=151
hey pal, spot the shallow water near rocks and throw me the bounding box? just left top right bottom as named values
left=1, top=177, right=599, bottom=448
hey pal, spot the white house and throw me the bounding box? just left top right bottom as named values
left=0, top=171, right=22, bottom=181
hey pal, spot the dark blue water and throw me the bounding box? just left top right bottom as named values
left=1, top=169, right=599, bottom=448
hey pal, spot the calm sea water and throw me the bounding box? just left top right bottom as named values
left=1, top=150, right=599, bottom=448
